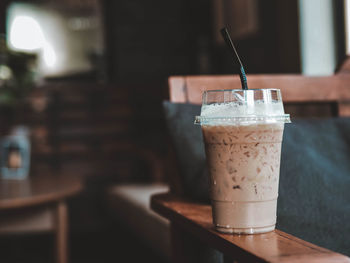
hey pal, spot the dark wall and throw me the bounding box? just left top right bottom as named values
left=103, top=0, right=212, bottom=84
left=103, top=0, right=300, bottom=85
left=102, top=0, right=214, bottom=164
left=212, top=1, right=300, bottom=75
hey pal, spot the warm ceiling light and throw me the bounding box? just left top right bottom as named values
left=9, top=15, right=45, bottom=51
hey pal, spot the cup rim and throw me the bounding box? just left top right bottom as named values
left=194, top=114, right=291, bottom=125
left=204, top=88, right=281, bottom=93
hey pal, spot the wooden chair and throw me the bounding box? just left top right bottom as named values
left=151, top=59, right=350, bottom=262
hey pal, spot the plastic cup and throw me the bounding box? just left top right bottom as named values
left=195, top=89, right=291, bottom=234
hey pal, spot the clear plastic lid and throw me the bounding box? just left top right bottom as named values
left=195, top=89, right=291, bottom=125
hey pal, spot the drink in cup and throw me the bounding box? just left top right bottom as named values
left=195, top=89, right=290, bottom=234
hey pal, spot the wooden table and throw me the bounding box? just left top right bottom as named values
left=0, top=174, right=83, bottom=263
left=151, top=193, right=350, bottom=263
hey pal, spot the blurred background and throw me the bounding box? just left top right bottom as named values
left=0, top=0, right=348, bottom=262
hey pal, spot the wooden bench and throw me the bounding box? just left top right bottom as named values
left=151, top=193, right=350, bottom=263
left=151, top=60, right=350, bottom=262
left=168, top=74, right=350, bottom=117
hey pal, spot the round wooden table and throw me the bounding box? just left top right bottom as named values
left=0, top=174, right=83, bottom=263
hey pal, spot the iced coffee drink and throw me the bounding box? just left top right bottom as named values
left=195, top=89, right=290, bottom=234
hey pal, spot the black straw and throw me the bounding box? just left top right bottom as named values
left=220, top=27, right=248, bottom=90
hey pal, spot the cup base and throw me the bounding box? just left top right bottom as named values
left=215, top=224, right=275, bottom=234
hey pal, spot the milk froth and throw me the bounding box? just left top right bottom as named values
left=201, top=100, right=286, bottom=118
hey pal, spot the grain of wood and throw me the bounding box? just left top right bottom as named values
left=151, top=193, right=350, bottom=263
left=169, top=75, right=350, bottom=117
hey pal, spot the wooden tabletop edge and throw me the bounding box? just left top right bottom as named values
left=150, top=193, right=350, bottom=262
left=0, top=178, right=84, bottom=210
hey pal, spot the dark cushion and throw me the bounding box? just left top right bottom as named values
left=163, top=101, right=210, bottom=202
left=163, top=101, right=350, bottom=256
left=277, top=118, right=350, bottom=256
